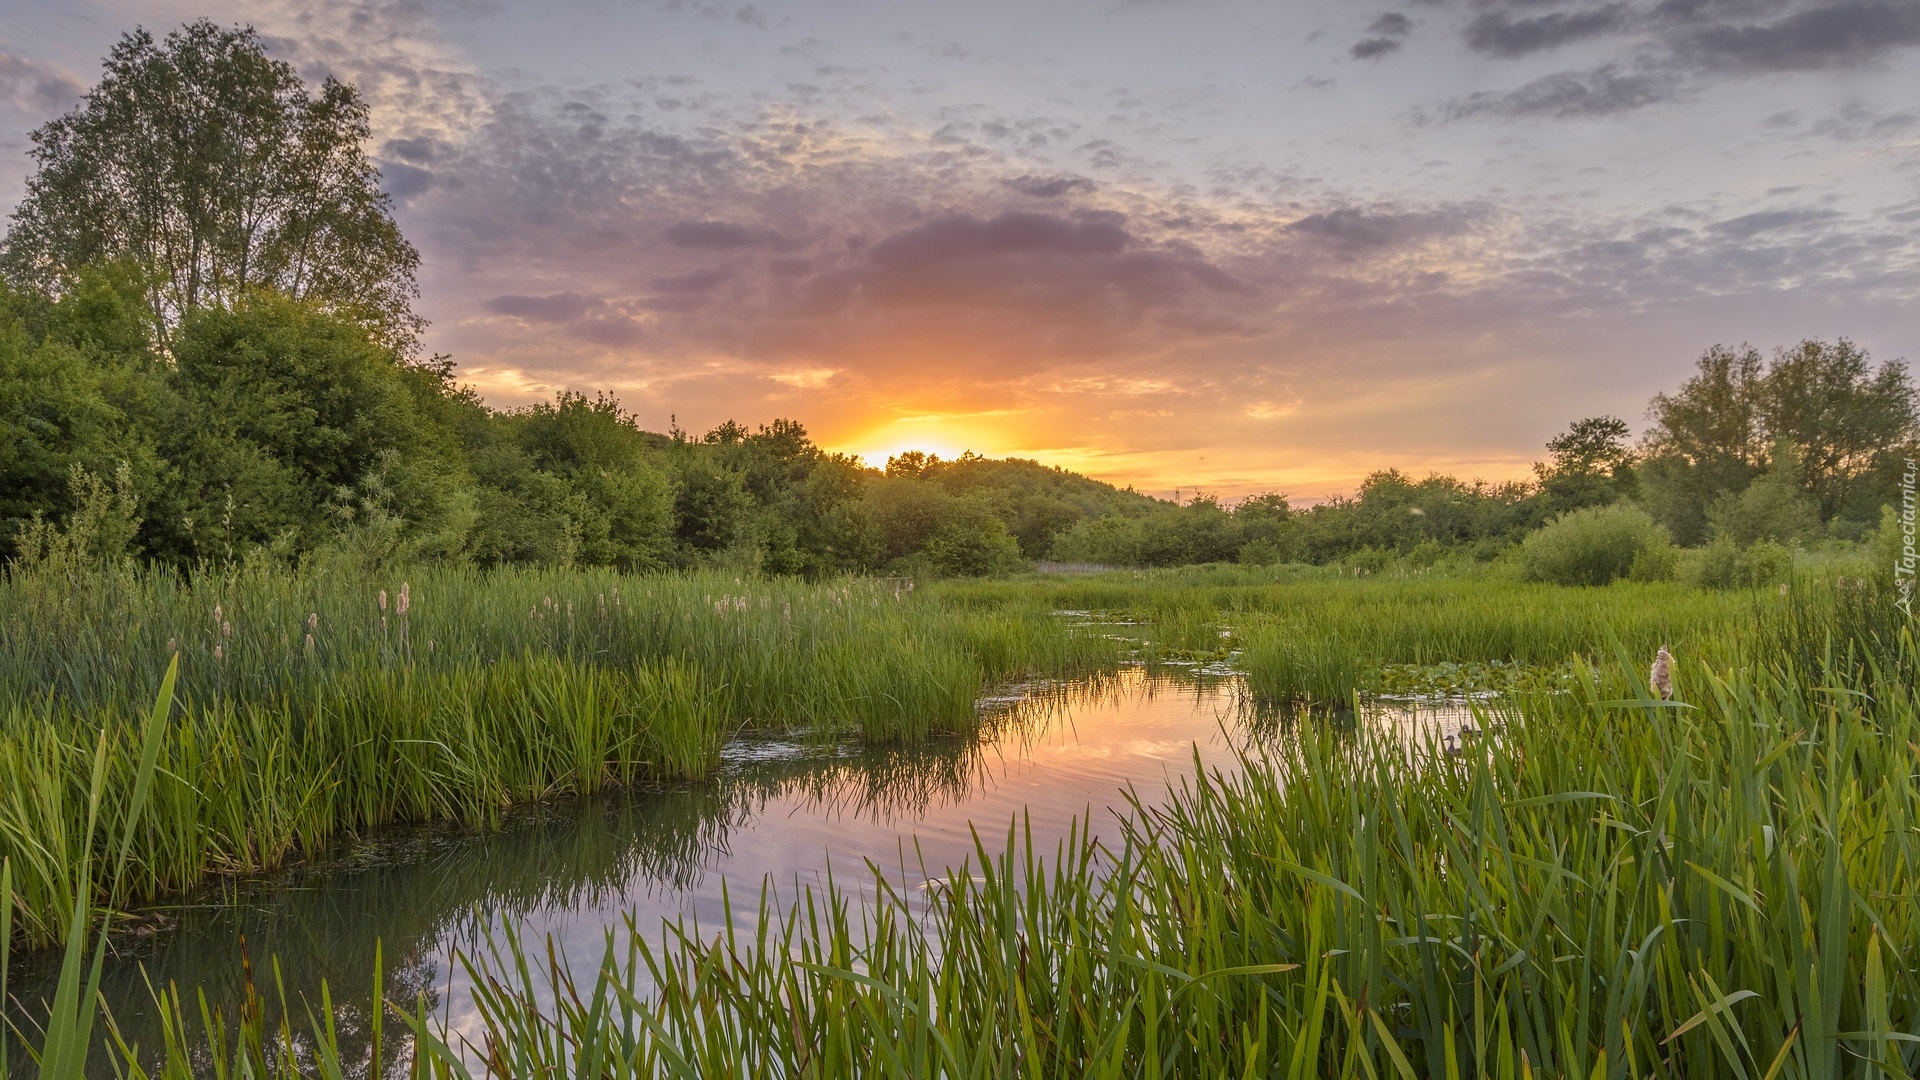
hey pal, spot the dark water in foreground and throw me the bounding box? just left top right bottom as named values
left=6, top=671, right=1473, bottom=1075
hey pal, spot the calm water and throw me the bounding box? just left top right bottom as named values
left=6, top=670, right=1474, bottom=1075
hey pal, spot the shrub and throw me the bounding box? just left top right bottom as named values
left=1683, top=537, right=1794, bottom=589
left=1627, top=535, right=1681, bottom=582
left=1518, top=504, right=1668, bottom=586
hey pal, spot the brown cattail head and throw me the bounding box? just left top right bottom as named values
left=397, top=581, right=411, bottom=617
left=308, top=612, right=319, bottom=632
left=378, top=589, right=388, bottom=613
left=1650, top=645, right=1674, bottom=701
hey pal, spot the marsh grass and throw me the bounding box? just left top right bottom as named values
left=0, top=566, right=1126, bottom=950
left=105, top=612, right=1920, bottom=1077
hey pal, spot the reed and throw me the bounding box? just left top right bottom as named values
left=0, top=564, right=1127, bottom=950
left=108, top=586, right=1919, bottom=1078
left=384, top=613, right=1914, bottom=1077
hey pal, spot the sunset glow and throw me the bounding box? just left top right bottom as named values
left=5, top=0, right=1913, bottom=498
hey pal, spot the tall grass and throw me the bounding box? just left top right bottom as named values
left=0, top=565, right=1125, bottom=950
left=421, top=623, right=1915, bottom=1075
left=106, top=591, right=1918, bottom=1077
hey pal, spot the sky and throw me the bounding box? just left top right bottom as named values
left=1, top=0, right=1917, bottom=499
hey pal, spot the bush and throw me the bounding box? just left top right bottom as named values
left=1518, top=504, right=1668, bottom=586
left=1683, top=537, right=1794, bottom=589
left=1627, top=535, right=1681, bottom=582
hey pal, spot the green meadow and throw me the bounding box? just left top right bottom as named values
left=5, top=552, right=1918, bottom=1077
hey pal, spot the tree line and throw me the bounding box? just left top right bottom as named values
left=2, top=21, right=1915, bottom=579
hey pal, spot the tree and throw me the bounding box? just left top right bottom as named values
left=1545, top=416, right=1634, bottom=475
left=160, top=294, right=441, bottom=558
left=1535, top=416, right=1635, bottom=512
left=1706, top=438, right=1820, bottom=547
left=1, top=20, right=421, bottom=354
left=1754, top=339, right=1915, bottom=527
left=1639, top=345, right=1767, bottom=544
left=1640, top=340, right=1917, bottom=542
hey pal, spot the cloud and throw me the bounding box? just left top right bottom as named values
left=836, top=210, right=1257, bottom=314
left=482, top=291, right=646, bottom=345
left=324, top=61, right=1918, bottom=499
left=1352, top=11, right=1414, bottom=58
left=1672, top=1, right=1920, bottom=72
left=1369, top=13, right=1414, bottom=36
left=1284, top=205, right=1482, bottom=250
left=0, top=52, right=82, bottom=116
left=1463, top=6, right=1631, bottom=57
left=1004, top=174, right=1096, bottom=198
left=1443, top=64, right=1684, bottom=118
left=664, top=220, right=792, bottom=249
left=1351, top=37, right=1405, bottom=58
left=1430, top=1, right=1920, bottom=121
left=484, top=291, right=606, bottom=321
left=650, top=267, right=732, bottom=293
left=1706, top=207, right=1844, bottom=238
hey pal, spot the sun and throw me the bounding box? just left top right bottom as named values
left=834, top=422, right=990, bottom=470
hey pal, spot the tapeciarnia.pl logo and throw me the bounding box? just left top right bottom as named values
left=1898, top=457, right=1917, bottom=618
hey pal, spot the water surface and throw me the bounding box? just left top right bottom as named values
left=6, top=670, right=1473, bottom=1074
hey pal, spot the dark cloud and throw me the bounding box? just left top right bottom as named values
left=664, top=220, right=792, bottom=249
left=482, top=292, right=645, bottom=346
left=387, top=79, right=1915, bottom=464
left=1443, top=64, right=1684, bottom=118
left=1004, top=174, right=1096, bottom=198
left=484, top=292, right=605, bottom=321
left=1285, top=205, right=1482, bottom=250
left=0, top=52, right=82, bottom=115
left=1707, top=207, right=1844, bottom=238
left=1464, top=5, right=1631, bottom=56
left=379, top=161, right=434, bottom=199
left=1673, top=1, right=1920, bottom=71
left=1351, top=37, right=1406, bottom=58
left=1369, top=13, right=1415, bottom=35
left=650, top=267, right=732, bottom=293
left=840, top=211, right=1255, bottom=313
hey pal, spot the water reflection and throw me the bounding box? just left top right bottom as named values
left=5, top=671, right=1484, bottom=1076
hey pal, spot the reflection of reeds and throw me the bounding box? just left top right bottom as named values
left=238, top=624, right=1915, bottom=1079
left=0, top=566, right=1133, bottom=955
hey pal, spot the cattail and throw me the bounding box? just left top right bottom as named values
left=222, top=620, right=232, bottom=638
left=213, top=643, right=224, bottom=662
left=378, top=589, right=388, bottom=613
left=305, top=633, right=315, bottom=653
left=1650, top=645, right=1674, bottom=701
left=397, top=582, right=411, bottom=617
left=307, top=612, right=319, bottom=632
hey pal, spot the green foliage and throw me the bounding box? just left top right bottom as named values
left=115, top=589, right=1919, bottom=1079
left=1682, top=537, right=1795, bottom=589
left=1517, top=503, right=1668, bottom=586
left=1534, top=414, right=1637, bottom=512
left=1, top=20, right=421, bottom=352
left=0, top=563, right=1126, bottom=950
left=1643, top=340, right=1917, bottom=543
left=920, top=499, right=1025, bottom=577
left=1707, top=438, right=1821, bottom=546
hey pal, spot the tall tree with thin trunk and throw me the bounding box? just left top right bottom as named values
left=0, top=20, right=422, bottom=355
